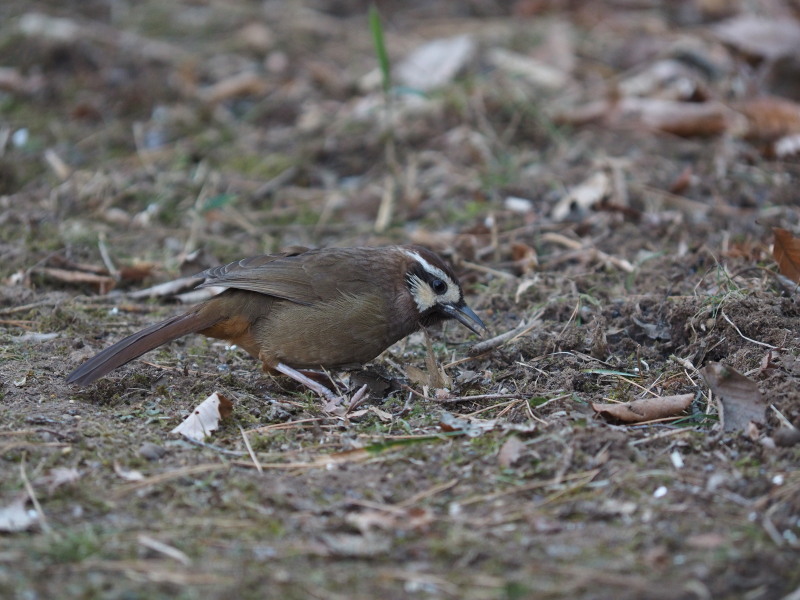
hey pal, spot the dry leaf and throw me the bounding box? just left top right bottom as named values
left=319, top=532, right=392, bottom=557
left=510, top=242, right=538, bottom=274
left=701, top=363, right=765, bottom=433
left=347, top=506, right=434, bottom=534
left=775, top=133, right=800, bottom=158
left=592, top=393, right=693, bottom=423
left=201, top=71, right=270, bottom=104
left=114, top=461, right=145, bottom=482
left=39, top=467, right=81, bottom=494
left=498, top=435, right=525, bottom=468
left=712, top=16, right=800, bottom=61
left=171, top=392, right=233, bottom=442
left=137, top=534, right=192, bottom=566
left=618, top=98, right=734, bottom=137
left=552, top=171, right=610, bottom=221
left=772, top=228, right=800, bottom=283
left=0, top=496, right=37, bottom=532
left=737, top=97, right=800, bottom=142
left=487, top=47, right=568, bottom=89
left=395, top=35, right=476, bottom=92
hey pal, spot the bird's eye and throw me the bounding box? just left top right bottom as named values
left=431, top=278, right=448, bottom=295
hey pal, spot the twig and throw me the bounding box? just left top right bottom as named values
left=459, top=260, right=515, bottom=280
left=20, top=455, right=51, bottom=535
left=398, top=478, right=459, bottom=508
left=180, top=437, right=246, bottom=457
left=239, top=425, right=262, bottom=473
left=721, top=310, right=778, bottom=349
left=400, top=384, right=524, bottom=404
left=467, top=312, right=543, bottom=357
left=0, top=300, right=54, bottom=315
left=113, top=463, right=230, bottom=498
left=98, top=232, right=119, bottom=280
left=770, top=404, right=796, bottom=430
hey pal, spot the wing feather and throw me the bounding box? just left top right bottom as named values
left=194, top=247, right=381, bottom=306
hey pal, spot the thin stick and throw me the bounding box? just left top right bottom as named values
left=467, top=313, right=543, bottom=357
left=239, top=425, right=262, bottom=473
left=398, top=478, right=459, bottom=508
left=721, top=310, right=778, bottom=349
left=401, top=384, right=525, bottom=404
left=20, top=455, right=51, bottom=535
left=98, top=232, right=119, bottom=280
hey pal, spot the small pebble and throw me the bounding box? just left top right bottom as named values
left=139, top=442, right=167, bottom=461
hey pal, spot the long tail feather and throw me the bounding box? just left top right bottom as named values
left=67, top=308, right=220, bottom=386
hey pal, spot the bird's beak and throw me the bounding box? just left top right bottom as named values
left=442, top=303, right=486, bottom=336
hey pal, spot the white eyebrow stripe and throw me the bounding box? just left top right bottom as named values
left=401, top=249, right=448, bottom=280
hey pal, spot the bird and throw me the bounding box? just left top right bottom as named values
left=66, top=245, right=485, bottom=397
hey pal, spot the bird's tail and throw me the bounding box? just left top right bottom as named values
left=66, top=307, right=221, bottom=386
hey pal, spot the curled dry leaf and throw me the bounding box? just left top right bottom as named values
left=737, top=97, right=800, bottom=142
left=772, top=228, right=800, bottom=283
left=171, top=392, right=233, bottom=442
left=700, top=362, right=765, bottom=433
left=552, top=98, right=737, bottom=137
left=592, top=393, right=693, bottom=423
left=395, top=35, right=476, bottom=92
left=510, top=242, right=538, bottom=275
left=551, top=171, right=610, bottom=221
left=201, top=71, right=270, bottom=104
left=114, top=461, right=145, bottom=482
left=619, top=98, right=734, bottom=137
left=0, top=496, right=37, bottom=532
left=39, top=467, right=81, bottom=494
left=498, top=435, right=525, bottom=468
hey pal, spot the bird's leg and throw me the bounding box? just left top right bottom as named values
left=273, top=361, right=337, bottom=400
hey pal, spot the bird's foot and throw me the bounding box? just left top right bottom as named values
left=273, top=362, right=338, bottom=400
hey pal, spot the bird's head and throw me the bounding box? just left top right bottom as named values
left=400, top=246, right=485, bottom=335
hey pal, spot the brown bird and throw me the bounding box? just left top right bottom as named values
left=66, top=245, right=485, bottom=397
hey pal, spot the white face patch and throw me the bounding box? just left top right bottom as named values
left=402, top=249, right=462, bottom=312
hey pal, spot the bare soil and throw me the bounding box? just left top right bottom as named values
left=1, top=1, right=799, bottom=599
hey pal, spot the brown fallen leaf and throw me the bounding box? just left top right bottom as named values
left=553, top=98, right=736, bottom=137
left=498, top=435, right=525, bottom=468
left=700, top=362, right=765, bottom=433
left=38, top=467, right=81, bottom=494
left=592, top=393, right=693, bottom=423
left=171, top=392, right=233, bottom=442
left=201, top=71, right=270, bottom=104
left=738, top=97, right=800, bottom=142
left=772, top=228, right=800, bottom=283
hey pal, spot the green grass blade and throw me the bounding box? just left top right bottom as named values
left=369, top=4, right=391, bottom=94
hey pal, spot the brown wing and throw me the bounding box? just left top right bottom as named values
left=195, top=247, right=383, bottom=307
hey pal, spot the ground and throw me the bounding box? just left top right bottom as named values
left=1, top=1, right=799, bottom=599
